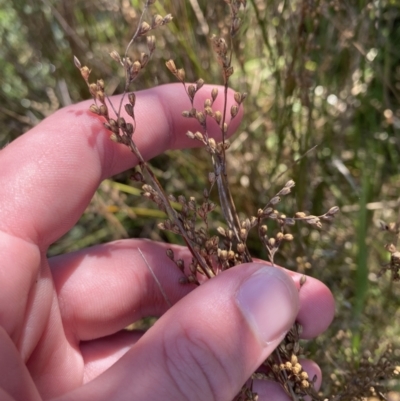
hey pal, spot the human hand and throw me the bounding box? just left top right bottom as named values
left=0, top=84, right=334, bottom=401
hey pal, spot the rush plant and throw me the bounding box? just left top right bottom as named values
left=73, top=1, right=398, bottom=400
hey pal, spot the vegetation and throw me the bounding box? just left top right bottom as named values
left=2, top=0, right=400, bottom=398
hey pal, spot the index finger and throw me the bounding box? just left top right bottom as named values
left=0, top=83, right=242, bottom=248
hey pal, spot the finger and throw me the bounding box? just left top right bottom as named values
left=55, top=263, right=300, bottom=401
left=0, top=327, right=41, bottom=401
left=80, top=330, right=143, bottom=383
left=50, top=240, right=334, bottom=343
left=294, top=275, right=334, bottom=339
left=50, top=239, right=195, bottom=341
left=0, top=84, right=242, bottom=248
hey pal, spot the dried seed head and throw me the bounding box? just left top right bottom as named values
left=186, top=130, right=195, bottom=139
left=125, top=103, right=134, bottom=117
left=284, top=233, right=294, bottom=241
left=139, top=21, right=151, bottom=36
left=132, top=61, right=142, bottom=74
left=295, top=212, right=306, bottom=218
left=214, top=111, right=222, bottom=124
left=152, top=14, right=163, bottom=28
left=204, top=98, right=212, bottom=108
left=124, top=57, right=132, bottom=69
left=126, top=123, right=134, bottom=136
left=140, top=53, right=149, bottom=68
left=109, top=50, right=121, bottom=64
left=147, top=35, right=156, bottom=53
left=219, top=249, right=228, bottom=261
left=196, top=111, right=206, bottom=124
left=89, top=104, right=100, bottom=115
left=278, top=186, right=291, bottom=196
left=117, top=117, right=127, bottom=129
left=260, top=225, right=268, bottom=235
left=88, top=83, right=97, bottom=97
left=96, top=91, right=105, bottom=103
left=176, top=68, right=185, bottom=82
left=231, top=17, right=241, bottom=36
left=211, top=88, right=218, bottom=101
left=162, top=14, right=173, bottom=24
left=230, top=104, right=239, bottom=118
left=176, top=259, right=184, bottom=271
left=80, top=66, right=91, bottom=81
left=293, top=363, right=302, bottom=374
left=194, top=131, right=204, bottom=141
left=131, top=171, right=144, bottom=182
left=270, top=196, right=281, bottom=205
left=208, top=138, right=217, bottom=151
left=385, top=243, right=397, bottom=253
left=204, top=106, right=213, bottom=116
left=74, top=55, right=81, bottom=69
left=300, top=371, right=309, bottom=380
left=276, top=232, right=284, bottom=241
left=165, top=59, right=177, bottom=74
left=196, top=78, right=204, bottom=90
left=327, top=206, right=340, bottom=215
left=217, top=226, right=226, bottom=236
left=234, top=92, right=241, bottom=104
left=301, top=380, right=310, bottom=389
left=284, top=218, right=295, bottom=226
left=142, top=184, right=153, bottom=193
left=263, top=207, right=273, bottom=215
left=166, top=249, right=174, bottom=260
left=168, top=194, right=177, bottom=202
left=109, top=133, right=119, bottom=142
left=128, top=92, right=136, bottom=106
left=208, top=172, right=216, bottom=184
left=99, top=105, right=108, bottom=117
left=188, top=84, right=196, bottom=101
left=225, top=66, right=234, bottom=78
left=178, top=276, right=189, bottom=284
left=237, top=243, right=245, bottom=253
left=392, top=252, right=400, bottom=262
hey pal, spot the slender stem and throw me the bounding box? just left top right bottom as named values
left=117, top=3, right=150, bottom=116
left=212, top=153, right=252, bottom=263
left=127, top=137, right=215, bottom=279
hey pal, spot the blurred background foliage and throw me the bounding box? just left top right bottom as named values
left=2, top=0, right=400, bottom=397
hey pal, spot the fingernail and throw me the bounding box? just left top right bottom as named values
left=235, top=266, right=299, bottom=346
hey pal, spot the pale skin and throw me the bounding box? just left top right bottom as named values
left=0, top=84, right=335, bottom=401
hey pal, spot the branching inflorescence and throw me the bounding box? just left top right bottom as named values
left=74, top=0, right=341, bottom=399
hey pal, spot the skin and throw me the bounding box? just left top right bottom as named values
left=0, top=83, right=335, bottom=401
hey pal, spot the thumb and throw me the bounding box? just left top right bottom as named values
left=59, top=263, right=299, bottom=401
